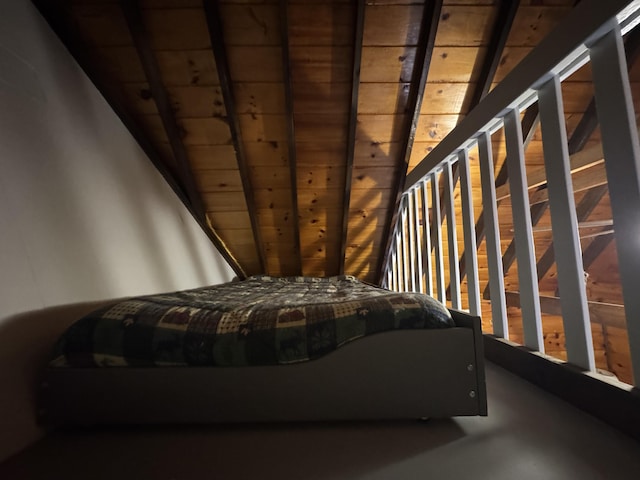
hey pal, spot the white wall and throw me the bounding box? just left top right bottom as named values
left=0, top=0, right=235, bottom=462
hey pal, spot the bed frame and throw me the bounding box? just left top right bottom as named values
left=38, top=310, right=486, bottom=426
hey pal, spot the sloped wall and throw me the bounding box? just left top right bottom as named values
left=0, top=0, right=235, bottom=462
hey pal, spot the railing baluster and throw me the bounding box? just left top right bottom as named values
left=504, top=108, right=544, bottom=352
left=421, top=179, right=433, bottom=297
left=444, top=161, right=462, bottom=309
left=589, top=24, right=640, bottom=385
left=407, top=190, right=418, bottom=292
left=396, top=230, right=403, bottom=291
left=413, top=187, right=425, bottom=293
left=431, top=172, right=446, bottom=304
left=400, top=197, right=410, bottom=291
left=391, top=237, right=398, bottom=291
left=478, top=131, right=508, bottom=338
left=458, top=149, right=481, bottom=316
left=538, top=74, right=595, bottom=371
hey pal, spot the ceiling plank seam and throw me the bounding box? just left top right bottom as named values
left=120, top=0, right=205, bottom=222
left=376, top=0, right=444, bottom=285
left=202, top=0, right=267, bottom=274
left=32, top=0, right=246, bottom=278
left=339, top=0, right=366, bottom=276
left=279, top=0, right=303, bottom=276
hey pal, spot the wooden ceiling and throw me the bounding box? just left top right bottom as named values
left=35, top=0, right=586, bottom=284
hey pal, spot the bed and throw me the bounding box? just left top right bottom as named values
left=38, top=275, right=487, bottom=426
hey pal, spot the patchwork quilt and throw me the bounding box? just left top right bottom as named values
left=50, top=275, right=454, bottom=368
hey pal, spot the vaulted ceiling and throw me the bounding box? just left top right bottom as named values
left=35, top=0, right=587, bottom=285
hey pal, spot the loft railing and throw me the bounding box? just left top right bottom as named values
left=381, top=0, right=640, bottom=388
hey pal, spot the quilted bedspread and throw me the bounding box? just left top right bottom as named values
left=50, top=275, right=454, bottom=368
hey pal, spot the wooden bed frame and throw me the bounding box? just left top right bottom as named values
left=38, top=310, right=487, bottom=426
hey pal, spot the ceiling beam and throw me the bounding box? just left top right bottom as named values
left=339, top=0, right=366, bottom=275
left=32, top=0, right=246, bottom=278
left=202, top=0, right=266, bottom=274
left=279, top=0, right=302, bottom=276
left=377, top=0, right=443, bottom=285
left=468, top=0, right=520, bottom=110
left=120, top=0, right=205, bottom=222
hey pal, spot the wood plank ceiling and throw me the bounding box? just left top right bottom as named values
left=35, top=0, right=589, bottom=285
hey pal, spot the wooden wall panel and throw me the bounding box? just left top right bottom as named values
left=195, top=169, right=244, bottom=192
left=357, top=83, right=410, bottom=114
left=434, top=6, right=496, bottom=47
left=243, top=142, right=288, bottom=167
left=219, top=4, right=280, bottom=45
left=250, top=167, right=296, bottom=190
left=356, top=114, right=404, bottom=143
left=233, top=83, right=286, bottom=115
left=179, top=118, right=232, bottom=145
left=354, top=141, right=402, bottom=168
left=294, top=114, right=349, bottom=142
left=296, top=142, right=347, bottom=165
left=290, top=46, right=352, bottom=83
left=155, top=50, right=219, bottom=86
left=288, top=4, right=355, bottom=45
left=237, top=114, right=288, bottom=142
left=505, top=6, right=573, bottom=47
left=363, top=5, right=423, bottom=46
left=227, top=46, right=283, bottom=82
left=360, top=47, right=416, bottom=83
left=187, top=145, right=238, bottom=170
left=420, top=83, right=475, bottom=115
left=429, top=46, right=485, bottom=83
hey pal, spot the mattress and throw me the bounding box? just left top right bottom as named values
left=49, top=275, right=453, bottom=368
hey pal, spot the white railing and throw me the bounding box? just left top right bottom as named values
left=381, top=0, right=640, bottom=386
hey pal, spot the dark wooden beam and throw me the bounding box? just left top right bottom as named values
left=202, top=0, right=266, bottom=274
left=120, top=0, right=205, bottom=221
left=32, top=0, right=246, bottom=278
left=377, top=0, right=443, bottom=285
left=467, top=0, right=520, bottom=110
left=279, top=0, right=302, bottom=276
left=339, top=0, right=366, bottom=275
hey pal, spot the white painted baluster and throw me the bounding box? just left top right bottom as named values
left=590, top=24, right=640, bottom=384
left=478, top=132, right=508, bottom=338
left=396, top=230, right=403, bottom=291
left=458, top=149, right=481, bottom=316
left=443, top=161, right=461, bottom=310
left=400, top=197, right=410, bottom=292
left=421, top=180, right=433, bottom=297
left=504, top=108, right=544, bottom=352
left=431, top=172, right=446, bottom=304
left=538, top=74, right=595, bottom=371
left=413, top=186, right=425, bottom=293
left=391, top=239, right=398, bottom=291
left=407, top=190, right=417, bottom=292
